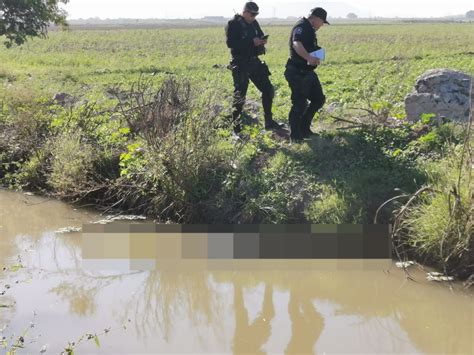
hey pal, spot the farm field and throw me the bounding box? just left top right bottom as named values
left=1, top=23, right=473, bottom=115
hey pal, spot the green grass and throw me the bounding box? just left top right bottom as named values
left=400, top=146, right=473, bottom=278
left=0, top=23, right=472, bottom=108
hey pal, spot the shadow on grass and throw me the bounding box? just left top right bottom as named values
left=282, top=130, right=428, bottom=224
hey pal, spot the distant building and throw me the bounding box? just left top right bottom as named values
left=202, top=16, right=226, bottom=22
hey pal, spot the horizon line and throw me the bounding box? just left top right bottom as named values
left=66, top=14, right=470, bottom=21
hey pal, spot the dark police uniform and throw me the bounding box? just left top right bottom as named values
left=284, top=17, right=326, bottom=141
left=226, top=14, right=275, bottom=132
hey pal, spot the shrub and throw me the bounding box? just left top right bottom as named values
left=48, top=130, right=95, bottom=196
left=0, top=68, right=16, bottom=82
left=114, top=77, right=233, bottom=222
left=400, top=146, right=473, bottom=278
left=16, top=151, right=47, bottom=188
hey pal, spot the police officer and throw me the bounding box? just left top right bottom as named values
left=284, top=7, right=329, bottom=143
left=226, top=2, right=283, bottom=134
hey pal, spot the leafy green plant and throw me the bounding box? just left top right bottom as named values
left=0, top=0, right=69, bottom=48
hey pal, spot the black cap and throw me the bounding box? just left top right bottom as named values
left=310, top=7, right=330, bottom=24
left=244, top=2, right=259, bottom=15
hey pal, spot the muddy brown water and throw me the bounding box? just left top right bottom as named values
left=0, top=190, right=472, bottom=354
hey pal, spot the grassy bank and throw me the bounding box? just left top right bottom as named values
left=0, top=23, right=472, bottom=278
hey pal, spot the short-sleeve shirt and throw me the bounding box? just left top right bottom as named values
left=288, top=17, right=320, bottom=70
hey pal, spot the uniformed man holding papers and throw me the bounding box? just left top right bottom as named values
left=284, top=7, right=329, bottom=143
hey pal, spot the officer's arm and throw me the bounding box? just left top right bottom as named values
left=254, top=21, right=264, bottom=38
left=293, top=41, right=320, bottom=65
left=226, top=21, right=253, bottom=50
left=292, top=41, right=311, bottom=61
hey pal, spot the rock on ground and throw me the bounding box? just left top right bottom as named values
left=405, top=69, right=473, bottom=122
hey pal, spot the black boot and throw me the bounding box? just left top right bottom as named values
left=289, top=121, right=303, bottom=144
left=264, top=119, right=284, bottom=130
left=301, top=127, right=316, bottom=138
left=290, top=135, right=303, bottom=144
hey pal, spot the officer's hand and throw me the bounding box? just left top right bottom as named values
left=307, top=57, right=321, bottom=66
left=253, top=38, right=266, bottom=46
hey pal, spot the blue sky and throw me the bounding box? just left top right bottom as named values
left=63, top=0, right=473, bottom=19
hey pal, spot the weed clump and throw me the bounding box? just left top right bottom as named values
left=305, top=185, right=361, bottom=224
left=399, top=146, right=473, bottom=278
left=48, top=130, right=95, bottom=196
left=113, top=77, right=233, bottom=222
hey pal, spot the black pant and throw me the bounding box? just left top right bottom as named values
left=284, top=64, right=326, bottom=139
left=231, top=57, right=274, bottom=127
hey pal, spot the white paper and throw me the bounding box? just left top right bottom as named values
left=310, top=48, right=325, bottom=60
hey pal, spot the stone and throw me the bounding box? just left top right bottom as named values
left=52, top=92, right=78, bottom=107
left=405, top=69, right=473, bottom=122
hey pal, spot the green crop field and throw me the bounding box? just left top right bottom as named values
left=0, top=23, right=473, bottom=114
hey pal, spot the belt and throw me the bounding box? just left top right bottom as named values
left=286, top=63, right=312, bottom=74
left=233, top=56, right=258, bottom=62
left=286, top=58, right=315, bottom=71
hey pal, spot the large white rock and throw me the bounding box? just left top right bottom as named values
left=405, top=69, right=472, bottom=122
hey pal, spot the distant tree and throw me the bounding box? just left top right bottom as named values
left=346, top=12, right=358, bottom=19
left=466, top=10, right=474, bottom=18
left=0, top=0, right=69, bottom=48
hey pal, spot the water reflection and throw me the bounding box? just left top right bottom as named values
left=122, top=270, right=222, bottom=342
left=50, top=281, right=98, bottom=317
left=0, top=190, right=472, bottom=354
left=286, top=281, right=324, bottom=354
left=233, top=282, right=274, bottom=354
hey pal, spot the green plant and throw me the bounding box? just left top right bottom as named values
left=240, top=151, right=321, bottom=223
left=399, top=146, right=473, bottom=277
left=16, top=152, right=45, bottom=188
left=1, top=0, right=69, bottom=48
left=305, top=184, right=355, bottom=224
left=113, top=77, right=234, bottom=222
left=47, top=130, right=95, bottom=196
